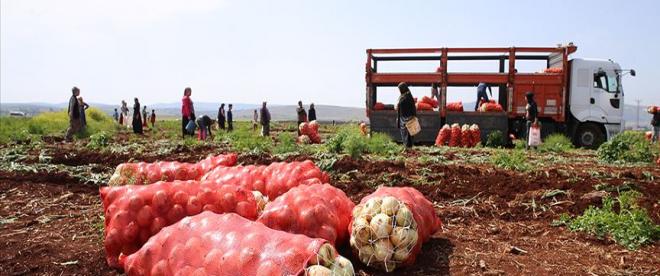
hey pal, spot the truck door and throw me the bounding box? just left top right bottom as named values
left=591, top=69, right=622, bottom=124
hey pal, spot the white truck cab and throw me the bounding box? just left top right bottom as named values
left=569, top=58, right=634, bottom=147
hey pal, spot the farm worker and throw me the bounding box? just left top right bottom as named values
left=525, top=91, right=539, bottom=150
left=113, top=108, right=119, bottom=122
left=253, top=110, right=259, bottom=131
left=150, top=110, right=156, bottom=128
left=78, top=96, right=89, bottom=130
left=121, top=100, right=129, bottom=128
left=650, top=106, right=660, bottom=143
left=196, top=115, right=213, bottom=140
left=474, top=83, right=492, bottom=111
left=260, top=101, right=271, bottom=136
left=217, top=103, right=226, bottom=130
left=132, top=98, right=143, bottom=134
left=308, top=103, right=317, bottom=121
left=227, top=104, right=234, bottom=131
left=431, top=83, right=440, bottom=103
left=397, top=82, right=417, bottom=148
left=182, top=87, right=195, bottom=138
left=64, top=87, right=82, bottom=142
left=296, top=101, right=307, bottom=135
left=142, top=106, right=148, bottom=127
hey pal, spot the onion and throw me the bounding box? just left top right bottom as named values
left=380, top=196, right=400, bottom=216
left=352, top=217, right=372, bottom=245
left=306, top=265, right=332, bottom=276
left=370, top=214, right=393, bottom=239
left=331, top=256, right=354, bottom=276
left=372, top=239, right=393, bottom=262
left=251, top=191, right=268, bottom=213
left=390, top=227, right=417, bottom=249
left=313, top=243, right=336, bottom=267
left=362, top=198, right=382, bottom=219
left=357, top=244, right=375, bottom=264
left=393, top=246, right=410, bottom=262
left=351, top=205, right=363, bottom=218
left=395, top=205, right=414, bottom=227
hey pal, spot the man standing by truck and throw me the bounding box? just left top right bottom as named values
left=525, top=92, right=539, bottom=149
left=397, top=82, right=417, bottom=148
left=474, top=83, right=492, bottom=111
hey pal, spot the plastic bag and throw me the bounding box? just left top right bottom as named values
left=201, top=160, right=330, bottom=200
left=257, top=183, right=355, bottom=246
left=185, top=119, right=196, bottom=134
left=124, top=212, right=354, bottom=276
left=528, top=125, right=541, bottom=146
left=108, top=154, right=237, bottom=186
left=349, top=187, right=441, bottom=271
left=100, top=180, right=262, bottom=268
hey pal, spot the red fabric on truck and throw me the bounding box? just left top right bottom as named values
left=124, top=212, right=329, bottom=276
left=100, top=180, right=258, bottom=268
left=200, top=160, right=330, bottom=200
left=257, top=183, right=355, bottom=246
left=108, top=154, right=237, bottom=186
left=351, top=187, right=441, bottom=267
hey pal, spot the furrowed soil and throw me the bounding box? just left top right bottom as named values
left=1, top=140, right=658, bottom=275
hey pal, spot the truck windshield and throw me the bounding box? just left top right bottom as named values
left=594, top=73, right=619, bottom=93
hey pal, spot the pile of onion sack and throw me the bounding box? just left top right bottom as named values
left=123, top=212, right=354, bottom=276
left=299, top=121, right=322, bottom=144
left=348, top=187, right=441, bottom=272
left=108, top=153, right=237, bottom=186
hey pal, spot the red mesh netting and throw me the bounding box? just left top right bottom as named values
left=200, top=160, right=330, bottom=199
left=123, top=212, right=330, bottom=276
left=108, top=154, right=237, bottom=186
left=352, top=187, right=442, bottom=267
left=257, top=183, right=355, bottom=246
left=100, top=180, right=258, bottom=268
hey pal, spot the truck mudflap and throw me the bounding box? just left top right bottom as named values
left=603, top=123, right=623, bottom=140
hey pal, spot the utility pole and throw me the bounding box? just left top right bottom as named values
left=635, top=99, right=641, bottom=129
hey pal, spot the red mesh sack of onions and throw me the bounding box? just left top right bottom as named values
left=100, top=180, right=267, bottom=268
left=257, top=183, right=355, bottom=246
left=448, top=123, right=462, bottom=147
left=300, top=121, right=322, bottom=143
left=200, top=160, right=330, bottom=200
left=349, top=186, right=441, bottom=272
left=108, top=153, right=237, bottom=186
left=123, top=212, right=355, bottom=276
left=435, top=124, right=451, bottom=146
left=460, top=124, right=471, bottom=147
left=469, top=124, right=481, bottom=147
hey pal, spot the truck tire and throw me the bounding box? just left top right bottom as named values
left=576, top=123, right=605, bottom=149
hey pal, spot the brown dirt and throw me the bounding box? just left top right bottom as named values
left=0, top=146, right=658, bottom=275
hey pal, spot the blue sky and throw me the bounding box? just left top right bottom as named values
left=1, top=0, right=658, bottom=107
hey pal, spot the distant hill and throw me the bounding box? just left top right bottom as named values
left=0, top=101, right=652, bottom=127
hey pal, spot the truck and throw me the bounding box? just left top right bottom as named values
left=365, top=44, right=636, bottom=148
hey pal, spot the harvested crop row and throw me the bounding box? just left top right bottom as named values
left=200, top=160, right=329, bottom=200
left=257, top=183, right=355, bottom=246
left=436, top=123, right=480, bottom=147
left=349, top=187, right=441, bottom=272
left=124, top=212, right=354, bottom=276
left=108, top=153, right=237, bottom=186
left=100, top=180, right=265, bottom=268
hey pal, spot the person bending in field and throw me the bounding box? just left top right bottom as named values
left=65, top=87, right=82, bottom=142
left=227, top=104, right=234, bottom=131
left=150, top=109, right=156, bottom=128
left=474, top=82, right=492, bottom=111
left=296, top=101, right=307, bottom=135
left=397, top=82, right=416, bottom=149
left=196, top=115, right=213, bottom=140
left=651, top=106, right=660, bottom=143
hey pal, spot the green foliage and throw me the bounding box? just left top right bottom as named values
left=273, top=132, right=298, bottom=154
left=539, top=133, right=574, bottom=153
left=216, top=123, right=272, bottom=154
left=87, top=131, right=110, bottom=149
left=597, top=131, right=658, bottom=163
left=484, top=130, right=505, bottom=148
left=490, top=149, right=530, bottom=171
left=513, top=139, right=526, bottom=150
left=561, top=191, right=659, bottom=250
left=325, top=126, right=401, bottom=159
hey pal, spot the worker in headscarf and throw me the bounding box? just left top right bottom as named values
left=397, top=82, right=417, bottom=148
left=308, top=103, right=317, bottom=121
left=474, top=83, right=492, bottom=111
left=65, top=87, right=82, bottom=142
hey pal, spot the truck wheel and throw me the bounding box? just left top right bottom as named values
left=576, top=123, right=605, bottom=149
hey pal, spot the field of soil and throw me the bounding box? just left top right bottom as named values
left=1, top=133, right=658, bottom=275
